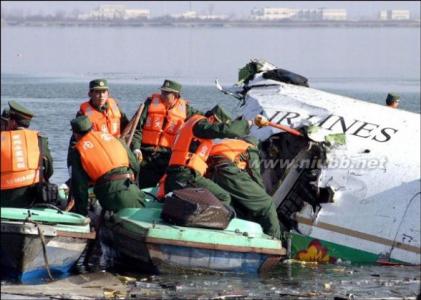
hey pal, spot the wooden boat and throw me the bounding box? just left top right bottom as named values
left=101, top=194, right=285, bottom=274
left=1, top=206, right=95, bottom=283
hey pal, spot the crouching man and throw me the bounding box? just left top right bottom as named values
left=68, top=116, right=145, bottom=216
left=161, top=105, right=254, bottom=206
left=206, top=135, right=283, bottom=240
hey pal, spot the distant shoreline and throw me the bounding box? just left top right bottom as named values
left=2, top=19, right=420, bottom=28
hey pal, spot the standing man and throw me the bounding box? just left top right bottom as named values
left=1, top=101, right=54, bottom=208
left=162, top=105, right=256, bottom=206
left=67, top=79, right=129, bottom=167
left=78, top=79, right=129, bottom=136
left=131, top=79, right=202, bottom=188
left=69, top=116, right=145, bottom=216
left=385, top=93, right=400, bottom=109
left=206, top=134, right=282, bottom=240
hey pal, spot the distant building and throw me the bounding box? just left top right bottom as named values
left=296, top=9, right=322, bottom=20
left=124, top=9, right=149, bottom=20
left=379, top=9, right=410, bottom=20
left=379, top=10, right=388, bottom=20
left=78, top=5, right=149, bottom=21
left=321, top=9, right=347, bottom=21
left=79, top=5, right=125, bottom=20
left=250, top=7, right=299, bottom=20
left=171, top=11, right=227, bottom=20
left=171, top=11, right=198, bottom=19
left=250, top=7, right=346, bottom=21
left=198, top=14, right=228, bottom=20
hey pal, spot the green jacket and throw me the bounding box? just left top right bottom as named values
left=39, top=134, right=54, bottom=181
left=193, top=118, right=250, bottom=139
left=70, top=137, right=139, bottom=216
left=1, top=132, right=53, bottom=208
left=131, top=97, right=203, bottom=154
left=67, top=99, right=129, bottom=167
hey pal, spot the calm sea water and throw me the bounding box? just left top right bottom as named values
left=1, top=26, right=420, bottom=297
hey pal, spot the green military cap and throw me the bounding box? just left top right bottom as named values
left=205, top=105, right=232, bottom=123
left=386, top=93, right=400, bottom=104
left=89, top=79, right=109, bottom=91
left=161, top=79, right=182, bottom=94
left=70, top=116, right=92, bottom=134
left=8, top=101, right=34, bottom=120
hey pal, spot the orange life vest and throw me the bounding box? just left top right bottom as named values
left=209, top=139, right=253, bottom=170
left=1, top=129, right=41, bottom=190
left=142, top=94, right=187, bottom=148
left=75, top=131, right=129, bottom=182
left=168, top=115, right=213, bottom=176
left=80, top=98, right=122, bottom=137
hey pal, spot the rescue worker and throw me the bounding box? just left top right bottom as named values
left=131, top=79, right=203, bottom=188
left=206, top=133, right=282, bottom=239
left=385, top=93, right=400, bottom=109
left=161, top=105, right=258, bottom=206
left=67, top=79, right=129, bottom=167
left=1, top=101, right=54, bottom=207
left=69, top=116, right=145, bottom=216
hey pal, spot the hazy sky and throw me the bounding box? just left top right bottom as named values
left=1, top=1, right=420, bottom=18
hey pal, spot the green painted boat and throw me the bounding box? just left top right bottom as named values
left=1, top=207, right=95, bottom=283
left=102, top=191, right=286, bottom=274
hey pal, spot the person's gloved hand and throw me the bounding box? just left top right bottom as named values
left=133, top=149, right=143, bottom=162
left=254, top=114, right=269, bottom=127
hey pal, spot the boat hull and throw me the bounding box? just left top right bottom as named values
left=1, top=221, right=91, bottom=283
left=146, top=242, right=280, bottom=274
left=102, top=207, right=284, bottom=274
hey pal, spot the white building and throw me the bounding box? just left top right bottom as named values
left=250, top=7, right=299, bottom=20
left=390, top=10, right=410, bottom=20
left=251, top=7, right=346, bottom=21
left=379, top=10, right=388, bottom=20
left=171, top=11, right=198, bottom=19
left=78, top=5, right=125, bottom=20
left=296, top=9, right=321, bottom=20
left=78, top=5, right=149, bottom=21
left=124, top=9, right=149, bottom=20
left=321, top=9, right=347, bottom=21
left=198, top=14, right=228, bottom=20
left=171, top=11, right=227, bottom=20
left=379, top=9, right=410, bottom=20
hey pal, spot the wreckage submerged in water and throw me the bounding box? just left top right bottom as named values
left=216, top=59, right=420, bottom=265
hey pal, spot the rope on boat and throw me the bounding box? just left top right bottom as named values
left=36, top=223, right=54, bottom=281
left=24, top=211, right=54, bottom=281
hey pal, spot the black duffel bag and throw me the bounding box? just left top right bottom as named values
left=262, top=68, right=309, bottom=87
left=161, top=188, right=234, bottom=230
